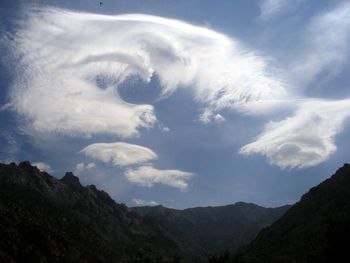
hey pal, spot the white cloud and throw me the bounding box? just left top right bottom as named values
left=214, top=114, right=226, bottom=124
left=80, top=142, right=158, bottom=166
left=160, top=125, right=170, bottom=132
left=132, top=198, right=159, bottom=206
left=32, top=162, right=54, bottom=173
left=198, top=109, right=215, bottom=124
left=124, top=165, right=193, bottom=191
left=198, top=109, right=226, bottom=124
left=8, top=7, right=349, bottom=170
left=74, top=162, right=95, bottom=175
left=240, top=99, right=350, bottom=169
left=80, top=142, right=194, bottom=189
left=259, top=0, right=304, bottom=20
left=253, top=2, right=350, bottom=168
left=8, top=8, right=287, bottom=138
left=290, top=2, right=350, bottom=85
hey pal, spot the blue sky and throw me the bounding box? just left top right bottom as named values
left=1, top=0, right=350, bottom=208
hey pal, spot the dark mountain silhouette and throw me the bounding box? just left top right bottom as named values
left=5, top=161, right=348, bottom=263
left=132, top=203, right=290, bottom=260
left=0, top=161, right=290, bottom=263
left=231, top=163, right=350, bottom=263
left=0, top=161, right=180, bottom=263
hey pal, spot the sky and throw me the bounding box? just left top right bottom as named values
left=1, top=0, right=350, bottom=209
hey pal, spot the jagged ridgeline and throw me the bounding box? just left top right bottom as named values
left=0, top=162, right=180, bottom=263
left=4, top=161, right=349, bottom=262
left=0, top=161, right=289, bottom=263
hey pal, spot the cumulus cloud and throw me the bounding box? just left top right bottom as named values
left=8, top=7, right=286, bottom=137
left=240, top=99, right=350, bottom=169
left=33, top=162, right=54, bottom=173
left=290, top=1, right=350, bottom=85
left=132, top=198, right=159, bottom=206
left=124, top=166, right=193, bottom=191
left=80, top=142, right=158, bottom=166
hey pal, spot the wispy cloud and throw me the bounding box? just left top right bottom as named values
left=290, top=1, right=350, bottom=85
left=198, top=109, right=226, bottom=124
left=74, top=162, right=95, bottom=175
left=240, top=99, right=350, bottom=169
left=124, top=166, right=193, bottom=191
left=245, top=1, right=350, bottom=169
left=132, top=198, right=159, bottom=206
left=259, top=0, right=304, bottom=20
left=80, top=142, right=158, bottom=166
left=32, top=162, right=54, bottom=174
left=7, top=7, right=350, bottom=171
left=8, top=7, right=286, bottom=138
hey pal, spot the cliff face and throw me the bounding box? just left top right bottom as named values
left=0, top=162, right=180, bottom=263
left=235, top=163, right=350, bottom=263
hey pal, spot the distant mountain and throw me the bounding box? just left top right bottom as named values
left=132, top=202, right=290, bottom=260
left=0, top=161, right=295, bottom=263
left=0, top=161, right=180, bottom=263
left=233, top=163, right=350, bottom=263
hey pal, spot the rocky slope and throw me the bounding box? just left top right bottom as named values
left=234, top=163, right=350, bottom=263
left=0, top=161, right=180, bottom=263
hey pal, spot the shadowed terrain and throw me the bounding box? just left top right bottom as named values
left=0, top=161, right=180, bottom=263
left=133, top=203, right=289, bottom=260
left=221, top=163, right=350, bottom=263
left=0, top=161, right=289, bottom=262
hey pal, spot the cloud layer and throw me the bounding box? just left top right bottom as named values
left=124, top=166, right=193, bottom=191
left=80, top=142, right=158, bottom=166
left=7, top=6, right=350, bottom=171
left=240, top=99, right=350, bottom=169
left=242, top=1, right=350, bottom=169
left=80, top=142, right=193, bottom=190
left=9, top=7, right=286, bottom=138
left=290, top=1, right=350, bottom=85
left=132, top=198, right=159, bottom=206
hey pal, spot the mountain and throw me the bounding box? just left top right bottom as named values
left=233, top=163, right=350, bottom=263
left=1, top=161, right=349, bottom=262
left=132, top=202, right=290, bottom=260
left=0, top=161, right=291, bottom=263
left=0, top=161, right=180, bottom=263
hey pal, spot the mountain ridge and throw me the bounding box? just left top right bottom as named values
left=132, top=201, right=290, bottom=260
left=0, top=161, right=180, bottom=262
left=6, top=161, right=349, bottom=262
left=0, top=161, right=291, bottom=262
left=231, top=163, right=350, bottom=263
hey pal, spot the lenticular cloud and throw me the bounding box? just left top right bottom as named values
left=9, top=8, right=286, bottom=137
left=240, top=99, right=350, bottom=169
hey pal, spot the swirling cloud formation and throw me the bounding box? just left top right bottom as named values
left=9, top=8, right=286, bottom=138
